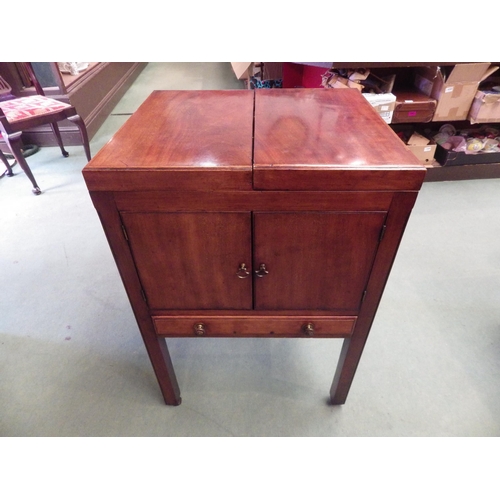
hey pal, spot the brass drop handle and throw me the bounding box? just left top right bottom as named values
left=255, top=263, right=269, bottom=278
left=236, top=263, right=250, bottom=279
left=194, top=323, right=206, bottom=336
left=302, top=322, right=315, bottom=336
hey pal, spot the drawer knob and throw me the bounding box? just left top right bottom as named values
left=255, top=263, right=269, bottom=278
left=302, top=322, right=315, bottom=336
left=236, top=263, right=250, bottom=279
left=194, top=323, right=206, bottom=336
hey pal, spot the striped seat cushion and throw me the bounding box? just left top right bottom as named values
left=0, top=95, right=71, bottom=123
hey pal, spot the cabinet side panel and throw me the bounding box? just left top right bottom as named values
left=330, top=191, right=420, bottom=404
left=88, top=191, right=181, bottom=405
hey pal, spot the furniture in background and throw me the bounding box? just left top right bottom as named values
left=83, top=89, right=425, bottom=406
left=0, top=64, right=90, bottom=194
left=0, top=62, right=146, bottom=150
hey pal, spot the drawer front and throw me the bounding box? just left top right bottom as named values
left=153, top=315, right=356, bottom=338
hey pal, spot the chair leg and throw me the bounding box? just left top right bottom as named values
left=4, top=133, right=41, bottom=195
left=50, top=122, right=69, bottom=158
left=0, top=149, right=14, bottom=177
left=67, top=115, right=91, bottom=161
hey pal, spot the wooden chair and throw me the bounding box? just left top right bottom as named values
left=0, top=63, right=91, bottom=195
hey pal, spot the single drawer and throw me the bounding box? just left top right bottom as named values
left=153, top=315, right=356, bottom=338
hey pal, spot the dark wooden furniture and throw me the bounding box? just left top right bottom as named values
left=83, top=89, right=425, bottom=406
left=0, top=63, right=91, bottom=194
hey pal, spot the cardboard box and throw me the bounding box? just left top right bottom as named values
left=392, top=90, right=436, bottom=123
left=405, top=132, right=436, bottom=164
left=325, top=73, right=364, bottom=91
left=362, top=93, right=396, bottom=123
left=414, top=63, right=499, bottom=121
left=468, top=90, right=500, bottom=124
left=231, top=62, right=254, bottom=80
left=393, top=126, right=436, bottom=164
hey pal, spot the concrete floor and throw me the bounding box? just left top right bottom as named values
left=1, top=63, right=500, bottom=437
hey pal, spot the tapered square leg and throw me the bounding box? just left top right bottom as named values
left=141, top=332, right=181, bottom=406
left=330, top=338, right=363, bottom=405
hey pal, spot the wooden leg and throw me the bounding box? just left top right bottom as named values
left=330, top=192, right=421, bottom=404
left=4, top=133, right=41, bottom=194
left=68, top=115, right=91, bottom=161
left=330, top=337, right=366, bottom=404
left=50, top=122, right=69, bottom=157
left=142, top=332, right=181, bottom=405
left=88, top=191, right=181, bottom=405
left=0, top=149, right=14, bottom=176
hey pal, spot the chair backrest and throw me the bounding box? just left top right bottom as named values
left=21, top=63, right=46, bottom=96
left=0, top=74, right=13, bottom=101
left=0, top=63, right=45, bottom=101
left=0, top=75, right=11, bottom=95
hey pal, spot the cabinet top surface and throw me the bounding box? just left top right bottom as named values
left=86, top=90, right=255, bottom=169
left=253, top=89, right=421, bottom=168
left=85, top=89, right=421, bottom=170
left=83, top=89, right=425, bottom=192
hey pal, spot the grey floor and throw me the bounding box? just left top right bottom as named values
left=1, top=63, right=499, bottom=437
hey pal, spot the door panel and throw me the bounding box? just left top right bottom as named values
left=253, top=212, right=386, bottom=311
left=121, top=212, right=252, bottom=310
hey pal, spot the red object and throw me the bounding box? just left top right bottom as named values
left=282, top=63, right=327, bottom=88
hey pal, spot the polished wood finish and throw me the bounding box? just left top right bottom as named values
left=122, top=212, right=253, bottom=310
left=252, top=212, right=386, bottom=311
left=330, top=191, right=419, bottom=404
left=253, top=89, right=423, bottom=191
left=89, top=191, right=181, bottom=405
left=153, top=315, right=356, bottom=337
left=83, top=89, right=425, bottom=406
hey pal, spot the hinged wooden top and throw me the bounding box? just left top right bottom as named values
left=83, top=90, right=255, bottom=191
left=253, top=88, right=425, bottom=191
left=83, top=88, right=425, bottom=192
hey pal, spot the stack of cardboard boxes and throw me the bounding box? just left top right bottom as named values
left=414, top=63, right=499, bottom=122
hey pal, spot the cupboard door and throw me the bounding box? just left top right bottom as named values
left=253, top=212, right=387, bottom=311
left=121, top=212, right=252, bottom=310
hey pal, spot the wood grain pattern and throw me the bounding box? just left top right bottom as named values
left=253, top=168, right=426, bottom=192
left=84, top=169, right=253, bottom=192
left=84, top=89, right=425, bottom=406
left=83, top=90, right=254, bottom=191
left=114, top=190, right=395, bottom=213
left=330, top=191, right=420, bottom=404
left=253, top=88, right=425, bottom=191
left=83, top=89, right=426, bottom=192
left=88, top=90, right=254, bottom=168
left=121, top=212, right=253, bottom=310
left=153, top=315, right=356, bottom=337
left=254, top=89, right=422, bottom=165
left=253, top=211, right=386, bottom=311
left=89, top=191, right=181, bottom=405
